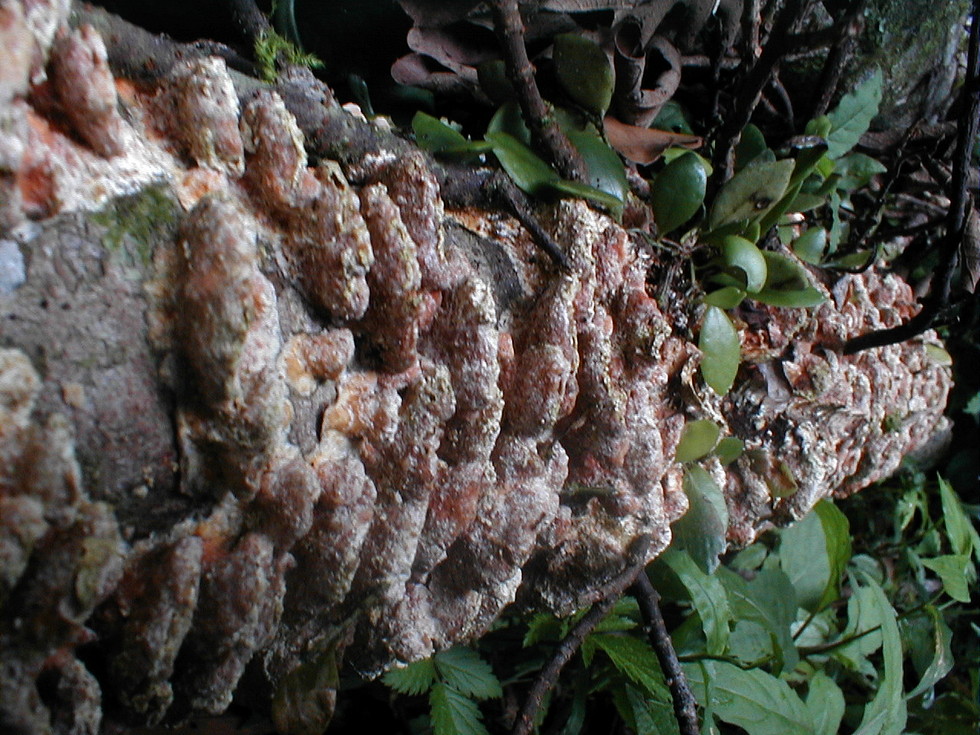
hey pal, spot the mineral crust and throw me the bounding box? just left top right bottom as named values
left=0, top=5, right=953, bottom=734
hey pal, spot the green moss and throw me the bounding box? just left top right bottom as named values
left=91, top=185, right=180, bottom=269
left=254, top=29, right=324, bottom=83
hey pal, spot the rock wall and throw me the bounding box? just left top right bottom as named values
left=0, top=2, right=952, bottom=733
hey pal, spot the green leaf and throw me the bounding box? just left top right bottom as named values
left=905, top=605, right=954, bottom=700
left=413, top=112, right=490, bottom=160
left=921, top=555, right=973, bottom=602
left=683, top=660, right=815, bottom=735
left=805, top=672, right=845, bottom=735
left=752, top=252, right=826, bottom=307
left=487, top=100, right=531, bottom=144
left=566, top=128, right=629, bottom=204
left=672, top=466, right=729, bottom=573
left=553, top=33, right=614, bottom=117
left=434, top=647, right=502, bottom=700
left=652, top=152, right=707, bottom=234
left=704, top=286, right=746, bottom=309
left=430, top=683, right=490, bottom=735
left=383, top=657, right=437, bottom=695
left=834, top=152, right=887, bottom=191
left=523, top=612, right=563, bottom=647
left=779, top=500, right=851, bottom=612
left=850, top=575, right=907, bottom=735
left=613, top=682, right=679, bottom=735
left=477, top=60, right=515, bottom=104
left=719, top=567, right=799, bottom=673
left=486, top=131, right=560, bottom=195
left=652, top=101, right=694, bottom=135
left=548, top=179, right=625, bottom=216
left=674, top=419, right=722, bottom=463
left=708, top=160, right=794, bottom=230
left=589, top=634, right=671, bottom=700
left=792, top=228, right=827, bottom=265
left=715, top=436, right=744, bottom=464
left=938, top=477, right=980, bottom=562
left=825, top=69, right=883, bottom=159
left=735, top=124, right=768, bottom=171
left=721, top=236, right=768, bottom=293
left=662, top=549, right=731, bottom=655
left=699, top=305, right=740, bottom=395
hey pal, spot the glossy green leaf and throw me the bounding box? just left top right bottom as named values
left=487, top=101, right=530, bottom=144
left=752, top=252, right=826, bottom=307
left=792, top=227, right=828, bottom=264
left=651, top=151, right=707, bottom=234
left=826, top=69, right=883, bottom=159
left=553, top=33, right=614, bottom=117
left=477, top=59, right=514, bottom=104
left=921, top=555, right=972, bottom=602
left=805, top=115, right=832, bottom=138
left=715, top=436, right=744, bottom=464
left=850, top=575, right=907, bottom=735
left=672, top=466, right=729, bottom=573
left=789, top=192, right=827, bottom=212
left=662, top=549, right=731, bottom=655
left=567, top=129, right=629, bottom=204
left=905, top=605, right=954, bottom=700
left=735, top=124, right=768, bottom=171
left=721, top=235, right=768, bottom=293
left=683, top=660, right=815, bottom=735
left=824, top=250, right=874, bottom=270
left=699, top=305, right=740, bottom=395
left=430, top=683, right=490, bottom=735
left=652, top=100, right=694, bottom=134
left=705, top=286, right=746, bottom=309
left=675, top=419, right=722, bottom=463
left=383, top=657, right=437, bottom=695
left=434, top=647, right=501, bottom=700
left=548, top=179, right=625, bottom=216
left=413, top=112, right=490, bottom=160
left=806, top=672, right=846, bottom=735
left=708, top=159, right=794, bottom=230
left=485, top=131, right=559, bottom=195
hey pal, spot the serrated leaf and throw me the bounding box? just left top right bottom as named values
left=938, top=477, right=980, bottom=562
left=719, top=567, right=799, bottom=673
left=553, top=33, right=614, bottom=117
left=705, top=286, right=746, bottom=309
left=613, top=682, right=679, bottom=735
left=430, top=683, right=490, bottom=735
left=383, top=657, right=437, bottom=695
left=905, top=605, right=954, bottom=700
left=806, top=672, right=845, bottom=735
left=672, top=466, right=729, bottom=573
left=652, top=151, right=707, bottom=234
left=675, top=419, right=722, bottom=463
left=523, top=612, right=563, bottom=647
left=588, top=634, right=670, bottom=700
left=434, top=647, right=502, bottom=700
left=708, top=160, right=794, bottom=230
left=920, top=555, right=972, bottom=602
left=683, top=660, right=815, bottom=735
left=826, top=69, right=883, bottom=159
left=486, top=131, right=560, bottom=195
left=792, top=228, right=827, bottom=264
left=850, top=575, right=907, bottom=735
left=662, top=549, right=731, bottom=655
left=721, top=236, right=768, bottom=293
left=699, top=305, right=740, bottom=395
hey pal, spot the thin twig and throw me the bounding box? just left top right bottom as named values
left=631, top=573, right=700, bottom=735
left=510, top=535, right=653, bottom=735
left=844, top=0, right=980, bottom=354
left=710, top=0, right=808, bottom=186
left=489, top=0, right=588, bottom=184
left=810, top=0, right=868, bottom=118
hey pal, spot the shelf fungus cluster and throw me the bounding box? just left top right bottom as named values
left=0, top=5, right=952, bottom=734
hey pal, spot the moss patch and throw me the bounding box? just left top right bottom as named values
left=91, top=185, right=181, bottom=269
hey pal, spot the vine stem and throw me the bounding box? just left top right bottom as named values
left=631, top=573, right=700, bottom=735
left=489, top=0, right=588, bottom=184
left=509, top=535, right=653, bottom=735
left=844, top=0, right=980, bottom=354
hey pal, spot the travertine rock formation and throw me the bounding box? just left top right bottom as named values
left=0, top=3, right=952, bottom=733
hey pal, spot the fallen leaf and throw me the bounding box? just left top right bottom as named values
left=604, top=116, right=701, bottom=164
left=960, top=206, right=980, bottom=294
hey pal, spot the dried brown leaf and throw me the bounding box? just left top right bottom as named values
left=603, top=116, right=701, bottom=165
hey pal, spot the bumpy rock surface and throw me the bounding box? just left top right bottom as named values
left=0, top=5, right=952, bottom=734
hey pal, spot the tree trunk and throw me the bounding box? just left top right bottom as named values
left=0, top=2, right=954, bottom=733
